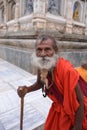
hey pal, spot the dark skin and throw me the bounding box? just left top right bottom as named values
left=17, top=69, right=41, bottom=98
left=17, top=37, right=84, bottom=130
left=72, top=84, right=84, bottom=130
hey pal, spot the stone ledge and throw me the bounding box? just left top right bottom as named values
left=0, top=38, right=87, bottom=50
left=0, top=30, right=87, bottom=42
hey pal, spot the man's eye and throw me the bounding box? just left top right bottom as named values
left=45, top=48, right=51, bottom=51
left=36, top=48, right=42, bottom=52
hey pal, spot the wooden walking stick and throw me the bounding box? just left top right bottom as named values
left=20, top=97, right=24, bottom=130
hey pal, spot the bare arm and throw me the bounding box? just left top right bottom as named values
left=72, top=83, right=84, bottom=130
left=17, top=69, right=42, bottom=97
left=26, top=69, right=42, bottom=92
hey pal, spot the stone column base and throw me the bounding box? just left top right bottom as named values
left=85, top=27, right=87, bottom=36
left=32, top=18, right=46, bottom=31
left=14, top=21, right=20, bottom=32
left=2, top=24, right=7, bottom=32
left=65, top=23, right=72, bottom=34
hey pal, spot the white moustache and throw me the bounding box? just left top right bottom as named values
left=40, top=57, right=51, bottom=64
left=31, top=52, right=58, bottom=70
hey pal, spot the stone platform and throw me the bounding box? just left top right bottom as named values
left=0, top=58, right=52, bottom=130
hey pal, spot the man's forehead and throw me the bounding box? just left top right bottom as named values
left=36, top=39, right=54, bottom=46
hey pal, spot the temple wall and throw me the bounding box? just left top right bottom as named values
left=0, top=0, right=87, bottom=74
left=0, top=36, right=87, bottom=74
left=0, top=0, right=87, bottom=35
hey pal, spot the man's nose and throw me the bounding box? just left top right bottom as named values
left=41, top=50, right=46, bottom=57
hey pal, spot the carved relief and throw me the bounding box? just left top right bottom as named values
left=46, top=22, right=64, bottom=32
left=72, top=25, right=84, bottom=34
left=0, top=2, right=4, bottom=23
left=25, top=0, right=33, bottom=15
left=73, top=1, right=80, bottom=21
left=8, top=0, right=16, bottom=21
left=39, top=1, right=45, bottom=14
left=11, top=3, right=16, bottom=19
left=48, top=0, right=61, bottom=15
left=33, top=0, right=46, bottom=18
left=0, top=0, right=86, bottom=36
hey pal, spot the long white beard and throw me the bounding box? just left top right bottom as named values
left=31, top=52, right=58, bottom=70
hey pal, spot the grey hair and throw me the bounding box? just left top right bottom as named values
left=35, top=34, right=58, bottom=53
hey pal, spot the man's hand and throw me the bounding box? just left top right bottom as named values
left=17, top=86, right=28, bottom=98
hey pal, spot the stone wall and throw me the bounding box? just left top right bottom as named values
left=0, top=0, right=87, bottom=35
left=0, top=31, right=87, bottom=74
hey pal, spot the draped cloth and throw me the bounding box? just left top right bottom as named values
left=76, top=67, right=87, bottom=82
left=78, top=76, right=87, bottom=97
left=44, top=58, right=87, bottom=130
left=76, top=67, right=87, bottom=130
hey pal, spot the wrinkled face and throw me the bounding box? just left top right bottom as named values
left=36, top=39, right=55, bottom=57
left=31, top=39, right=58, bottom=70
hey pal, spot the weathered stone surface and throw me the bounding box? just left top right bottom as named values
left=0, top=34, right=87, bottom=74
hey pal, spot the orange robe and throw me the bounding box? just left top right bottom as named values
left=76, top=67, right=87, bottom=82
left=44, top=58, right=87, bottom=130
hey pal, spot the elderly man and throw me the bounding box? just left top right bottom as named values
left=17, top=35, right=87, bottom=130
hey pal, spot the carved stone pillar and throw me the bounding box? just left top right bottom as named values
left=32, top=0, right=46, bottom=31
left=14, top=0, right=20, bottom=31
left=3, top=0, right=8, bottom=31
left=85, top=2, right=87, bottom=35
left=65, top=0, right=73, bottom=34
left=0, top=10, right=2, bottom=23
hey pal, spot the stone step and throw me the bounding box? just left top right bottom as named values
left=0, top=89, right=51, bottom=130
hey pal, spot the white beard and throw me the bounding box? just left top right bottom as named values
left=31, top=52, right=58, bottom=70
